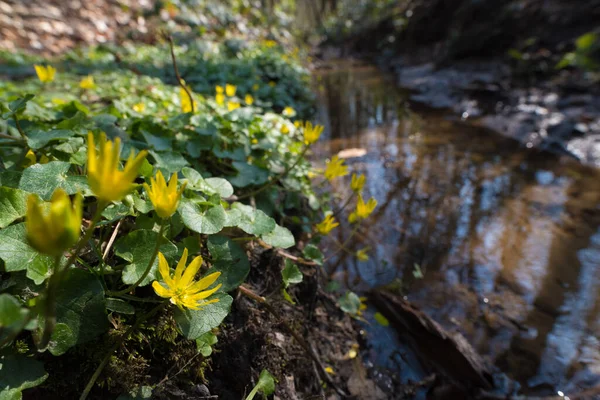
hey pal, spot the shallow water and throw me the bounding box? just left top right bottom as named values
left=312, top=61, right=600, bottom=396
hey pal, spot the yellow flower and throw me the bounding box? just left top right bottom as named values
left=303, top=121, right=323, bottom=144
left=152, top=248, right=222, bottom=310
left=281, top=124, right=290, bottom=134
left=23, top=149, right=37, bottom=168
left=268, top=81, right=276, bottom=87
left=132, top=103, right=145, bottom=113
left=355, top=248, right=369, bottom=261
left=325, top=366, right=335, bottom=375
left=264, top=40, right=277, bottom=48
left=294, top=120, right=302, bottom=128
left=347, top=343, right=359, bottom=359
left=324, top=156, right=348, bottom=181
left=349, top=195, right=377, bottom=223
left=315, top=214, right=339, bottom=235
left=180, top=86, right=197, bottom=113
left=215, top=85, right=224, bottom=94
left=227, top=101, right=240, bottom=112
left=144, top=170, right=186, bottom=219
left=245, top=94, right=254, bottom=105
left=79, top=75, right=95, bottom=89
left=26, top=189, right=82, bottom=256
left=216, top=93, right=225, bottom=106
left=252, top=83, right=260, bottom=91
left=51, top=98, right=67, bottom=105
left=34, top=65, right=56, bottom=83
left=351, top=173, right=365, bottom=193
left=225, top=84, right=237, bottom=97
left=282, top=106, right=295, bottom=117
left=87, top=132, right=148, bottom=203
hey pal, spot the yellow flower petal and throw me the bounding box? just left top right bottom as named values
left=225, top=84, right=236, bottom=97
left=152, top=281, right=172, bottom=298
left=151, top=248, right=222, bottom=310
left=180, top=255, right=203, bottom=287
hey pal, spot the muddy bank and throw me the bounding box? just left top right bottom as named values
left=390, top=58, right=600, bottom=166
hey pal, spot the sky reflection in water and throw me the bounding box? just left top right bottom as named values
left=312, top=61, right=600, bottom=395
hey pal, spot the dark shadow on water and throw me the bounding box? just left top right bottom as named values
left=312, top=60, right=600, bottom=395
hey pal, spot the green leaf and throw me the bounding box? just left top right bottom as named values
left=261, top=225, right=295, bottom=249
left=207, top=235, right=249, bottom=292
left=47, top=323, right=76, bottom=356
left=26, top=129, right=75, bottom=150
left=181, top=168, right=233, bottom=198
left=1, top=94, right=35, bottom=119
left=231, top=202, right=275, bottom=235
left=281, top=260, right=302, bottom=288
left=116, top=386, right=153, bottom=400
left=0, top=223, right=55, bottom=284
left=19, top=161, right=88, bottom=200
left=228, top=161, right=269, bottom=187
left=196, top=331, right=218, bottom=357
left=106, top=298, right=136, bottom=315
left=204, top=177, right=234, bottom=198
left=115, top=230, right=178, bottom=286
left=281, top=288, right=295, bottom=304
left=0, top=294, right=29, bottom=343
left=302, top=244, right=323, bottom=266
left=223, top=207, right=242, bottom=227
left=576, top=32, right=597, bottom=51
left=0, top=354, right=48, bottom=400
left=150, top=150, right=189, bottom=175
left=245, top=369, right=275, bottom=400
left=339, top=291, right=361, bottom=314
left=178, top=199, right=226, bottom=235
left=0, top=187, right=30, bottom=229
left=142, top=131, right=172, bottom=151
left=374, top=312, right=390, bottom=327
left=48, top=269, right=108, bottom=355
left=0, top=294, right=26, bottom=327
left=174, top=293, right=232, bottom=340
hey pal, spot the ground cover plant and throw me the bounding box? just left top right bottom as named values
left=0, top=36, right=377, bottom=399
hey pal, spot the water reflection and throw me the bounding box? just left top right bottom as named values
left=313, top=62, right=600, bottom=395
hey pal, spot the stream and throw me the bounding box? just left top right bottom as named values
left=312, top=60, right=600, bottom=397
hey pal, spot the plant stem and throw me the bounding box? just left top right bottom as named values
left=12, top=115, right=26, bottom=139
left=79, top=302, right=167, bottom=400
left=0, top=132, right=24, bottom=142
left=332, top=191, right=355, bottom=218
left=108, top=220, right=167, bottom=296
left=36, top=202, right=107, bottom=351
left=237, top=145, right=310, bottom=201
left=61, top=201, right=107, bottom=278
left=167, top=34, right=195, bottom=113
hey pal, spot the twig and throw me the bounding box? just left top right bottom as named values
left=238, top=285, right=349, bottom=397
left=166, top=34, right=195, bottom=113
left=277, top=249, right=318, bottom=266
left=157, top=352, right=203, bottom=387
left=255, top=240, right=317, bottom=266
left=102, top=220, right=121, bottom=260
